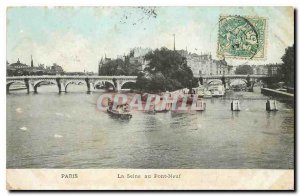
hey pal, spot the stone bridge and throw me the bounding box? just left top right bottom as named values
left=6, top=75, right=137, bottom=93
left=195, top=74, right=271, bottom=88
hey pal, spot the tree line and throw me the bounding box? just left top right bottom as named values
left=99, top=47, right=198, bottom=92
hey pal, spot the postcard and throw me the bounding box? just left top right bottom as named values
left=6, top=6, right=294, bottom=190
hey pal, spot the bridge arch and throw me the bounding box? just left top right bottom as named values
left=207, top=79, right=223, bottom=85
left=94, top=80, right=115, bottom=90
left=6, top=81, right=26, bottom=93
left=228, top=79, right=248, bottom=86
left=119, top=80, right=137, bottom=90
left=33, top=80, right=58, bottom=93
left=65, top=80, right=86, bottom=92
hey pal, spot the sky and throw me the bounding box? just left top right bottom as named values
left=7, top=7, right=294, bottom=72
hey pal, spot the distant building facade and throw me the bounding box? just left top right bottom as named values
left=267, top=64, right=280, bottom=76
left=252, top=65, right=268, bottom=75
left=7, top=56, right=65, bottom=76
left=98, top=47, right=152, bottom=75
left=97, top=48, right=234, bottom=77
left=252, top=64, right=280, bottom=76
left=9, top=58, right=28, bottom=69
left=128, top=47, right=152, bottom=71
left=177, top=50, right=233, bottom=76
left=98, top=55, right=112, bottom=75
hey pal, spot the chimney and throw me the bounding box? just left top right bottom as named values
left=173, top=34, right=176, bottom=51
left=31, top=55, right=34, bottom=67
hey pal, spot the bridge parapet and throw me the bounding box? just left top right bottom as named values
left=7, top=75, right=138, bottom=80
left=7, top=75, right=138, bottom=93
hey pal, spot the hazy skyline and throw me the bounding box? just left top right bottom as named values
left=7, top=7, right=294, bottom=72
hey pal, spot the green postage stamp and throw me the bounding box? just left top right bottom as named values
left=217, top=15, right=267, bottom=59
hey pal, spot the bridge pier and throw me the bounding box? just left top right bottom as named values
left=85, top=78, right=93, bottom=94
left=199, top=77, right=203, bottom=85
left=221, top=75, right=226, bottom=88
left=56, top=78, right=66, bottom=93
left=90, top=83, right=95, bottom=92
left=6, top=83, right=13, bottom=94
left=116, top=80, right=122, bottom=92
left=24, top=78, right=34, bottom=94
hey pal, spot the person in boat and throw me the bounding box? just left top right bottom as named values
left=123, top=103, right=130, bottom=112
left=115, top=105, right=120, bottom=113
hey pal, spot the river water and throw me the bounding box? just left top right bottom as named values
left=7, top=85, right=294, bottom=169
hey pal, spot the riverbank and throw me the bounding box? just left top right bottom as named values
left=261, top=88, right=294, bottom=103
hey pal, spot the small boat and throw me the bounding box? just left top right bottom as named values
left=107, top=108, right=132, bottom=119
left=209, top=85, right=225, bottom=97
left=106, top=102, right=132, bottom=119
left=203, top=90, right=212, bottom=98
left=196, top=87, right=205, bottom=98
left=211, top=90, right=221, bottom=97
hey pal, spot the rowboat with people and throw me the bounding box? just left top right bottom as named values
left=107, top=107, right=132, bottom=119
left=107, top=99, right=132, bottom=119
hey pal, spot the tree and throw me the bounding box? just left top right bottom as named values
left=99, top=59, right=140, bottom=76
left=144, top=47, right=184, bottom=75
left=235, top=65, right=253, bottom=75
left=280, top=45, right=294, bottom=87
left=136, top=47, right=197, bottom=92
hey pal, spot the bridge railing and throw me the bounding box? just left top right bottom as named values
left=7, top=75, right=138, bottom=80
